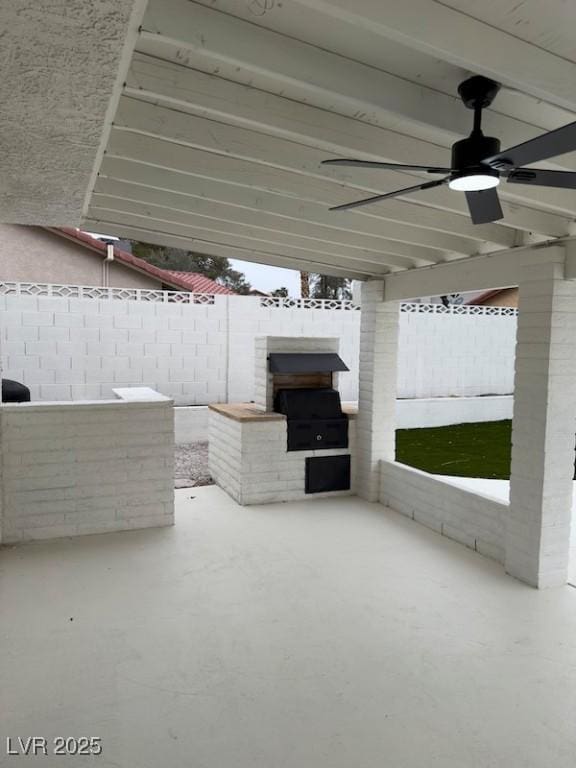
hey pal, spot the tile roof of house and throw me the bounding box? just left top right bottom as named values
left=466, top=288, right=509, bottom=305
left=164, top=271, right=235, bottom=295
left=48, top=228, right=236, bottom=294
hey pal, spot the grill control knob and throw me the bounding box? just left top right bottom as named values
left=316, top=434, right=323, bottom=441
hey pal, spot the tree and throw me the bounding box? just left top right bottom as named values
left=300, top=271, right=310, bottom=298
left=440, top=293, right=464, bottom=307
left=130, top=241, right=252, bottom=294
left=310, top=274, right=352, bottom=300
left=271, top=287, right=289, bottom=297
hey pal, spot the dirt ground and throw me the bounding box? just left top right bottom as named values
left=174, top=441, right=214, bottom=488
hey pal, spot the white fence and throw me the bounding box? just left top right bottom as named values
left=0, top=283, right=517, bottom=405
left=398, top=305, right=516, bottom=398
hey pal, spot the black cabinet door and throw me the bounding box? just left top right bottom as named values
left=306, top=455, right=351, bottom=493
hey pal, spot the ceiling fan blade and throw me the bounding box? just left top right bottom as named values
left=483, top=120, right=576, bottom=170
left=507, top=168, right=576, bottom=190
left=322, top=159, right=451, bottom=173
left=329, top=178, right=448, bottom=212
left=465, top=189, right=504, bottom=225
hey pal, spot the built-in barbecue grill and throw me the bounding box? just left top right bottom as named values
left=209, top=337, right=355, bottom=503
left=269, top=352, right=349, bottom=452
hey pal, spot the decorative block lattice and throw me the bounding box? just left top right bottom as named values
left=260, top=297, right=360, bottom=311
left=400, top=303, right=517, bottom=316
left=0, top=284, right=517, bottom=315
left=260, top=296, right=516, bottom=316
left=0, top=282, right=215, bottom=305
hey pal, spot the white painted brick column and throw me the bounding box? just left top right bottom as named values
left=506, top=263, right=576, bottom=588
left=356, top=280, right=400, bottom=501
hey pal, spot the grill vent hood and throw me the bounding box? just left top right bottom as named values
left=268, top=353, right=349, bottom=374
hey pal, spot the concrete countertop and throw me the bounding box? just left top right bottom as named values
left=209, top=402, right=358, bottom=422
left=1, top=387, right=173, bottom=413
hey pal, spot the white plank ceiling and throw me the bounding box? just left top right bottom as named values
left=83, top=0, right=576, bottom=279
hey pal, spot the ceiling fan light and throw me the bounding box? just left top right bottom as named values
left=449, top=173, right=500, bottom=191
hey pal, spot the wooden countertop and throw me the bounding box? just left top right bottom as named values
left=209, top=403, right=285, bottom=422
left=209, top=402, right=358, bottom=422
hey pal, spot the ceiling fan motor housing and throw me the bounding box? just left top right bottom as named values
left=451, top=134, right=501, bottom=173
left=457, top=76, right=501, bottom=110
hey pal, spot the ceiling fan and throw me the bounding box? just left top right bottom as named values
left=322, top=75, right=576, bottom=225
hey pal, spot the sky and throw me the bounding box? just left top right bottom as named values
left=230, top=259, right=300, bottom=295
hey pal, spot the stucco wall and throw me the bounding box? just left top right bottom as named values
left=0, top=225, right=160, bottom=289
left=0, top=0, right=144, bottom=224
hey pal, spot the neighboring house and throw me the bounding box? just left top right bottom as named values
left=0, top=225, right=235, bottom=294
left=467, top=288, right=518, bottom=307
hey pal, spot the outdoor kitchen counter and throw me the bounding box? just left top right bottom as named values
left=209, top=403, right=358, bottom=422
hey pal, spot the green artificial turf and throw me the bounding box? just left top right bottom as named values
left=395, top=420, right=513, bottom=479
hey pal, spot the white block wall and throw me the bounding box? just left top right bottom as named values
left=0, top=291, right=517, bottom=405
left=209, top=410, right=356, bottom=505
left=398, top=310, right=516, bottom=398
left=0, top=396, right=174, bottom=543
left=228, top=296, right=360, bottom=403
left=174, top=406, right=210, bottom=444
left=0, top=293, right=227, bottom=405
left=396, top=394, right=513, bottom=429
left=379, top=460, right=508, bottom=563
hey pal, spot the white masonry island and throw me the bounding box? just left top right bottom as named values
left=209, top=336, right=356, bottom=505
left=0, top=387, right=175, bottom=543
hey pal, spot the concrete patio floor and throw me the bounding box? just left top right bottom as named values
left=2, top=487, right=576, bottom=768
